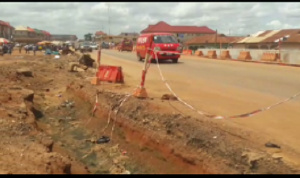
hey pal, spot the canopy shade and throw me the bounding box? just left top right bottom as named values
left=0, top=38, right=10, bottom=44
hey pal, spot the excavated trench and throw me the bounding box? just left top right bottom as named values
left=1, top=57, right=300, bottom=174
left=39, top=80, right=298, bottom=174
left=38, top=83, right=213, bottom=174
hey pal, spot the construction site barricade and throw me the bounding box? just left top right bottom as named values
left=96, top=65, right=124, bottom=83
left=182, top=50, right=192, bottom=55
left=237, top=51, right=252, bottom=60
left=220, top=50, right=231, bottom=59
left=261, top=52, right=279, bottom=62
left=207, top=50, right=217, bottom=59
left=194, top=50, right=204, bottom=57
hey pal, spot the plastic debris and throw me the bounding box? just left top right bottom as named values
left=122, top=150, right=127, bottom=155
left=96, top=136, right=110, bottom=144
left=265, top=142, right=281, bottom=149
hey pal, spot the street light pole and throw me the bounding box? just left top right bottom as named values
left=108, top=3, right=110, bottom=36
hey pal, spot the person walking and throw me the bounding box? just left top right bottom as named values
left=33, top=45, right=37, bottom=56
left=0, top=43, right=3, bottom=56
left=19, top=44, right=22, bottom=54
left=8, top=44, right=12, bottom=55
left=24, top=44, right=28, bottom=54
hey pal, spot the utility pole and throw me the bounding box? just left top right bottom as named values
left=108, top=3, right=110, bottom=36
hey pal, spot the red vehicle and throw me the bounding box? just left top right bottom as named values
left=136, top=33, right=182, bottom=63
left=117, top=39, right=133, bottom=52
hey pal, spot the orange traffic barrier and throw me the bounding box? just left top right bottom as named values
left=207, top=50, right=217, bottom=59
left=91, top=77, right=100, bottom=85
left=237, top=51, right=252, bottom=60
left=220, top=50, right=231, bottom=59
left=194, top=50, right=204, bottom=57
left=182, top=50, right=192, bottom=55
left=96, top=65, right=124, bottom=83
left=261, top=52, right=279, bottom=62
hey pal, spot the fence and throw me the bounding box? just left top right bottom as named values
left=196, top=49, right=300, bottom=65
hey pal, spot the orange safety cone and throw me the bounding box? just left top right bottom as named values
left=133, top=35, right=154, bottom=98
left=133, top=87, right=148, bottom=98
left=134, top=66, right=148, bottom=98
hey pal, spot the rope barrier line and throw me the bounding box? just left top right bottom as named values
left=110, top=94, right=131, bottom=140
left=92, top=93, right=99, bottom=116
left=152, top=49, right=300, bottom=119
left=100, top=104, right=113, bottom=134
left=97, top=86, right=139, bottom=141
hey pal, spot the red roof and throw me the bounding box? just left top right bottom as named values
left=95, top=31, right=107, bottom=36
left=185, top=34, right=244, bottom=45
left=0, top=20, right=14, bottom=28
left=27, top=27, right=35, bottom=32
left=141, top=21, right=216, bottom=34
left=41, top=30, right=51, bottom=36
left=41, top=30, right=48, bottom=35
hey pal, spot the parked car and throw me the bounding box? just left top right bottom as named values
left=101, top=42, right=110, bottom=49
left=117, top=39, right=133, bottom=52
left=90, top=43, right=99, bottom=50
left=79, top=42, right=93, bottom=53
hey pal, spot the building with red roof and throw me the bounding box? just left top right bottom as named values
left=0, top=20, right=15, bottom=41
left=94, top=31, right=107, bottom=41
left=185, top=34, right=244, bottom=50
left=41, top=30, right=51, bottom=40
left=141, top=21, right=216, bottom=42
left=95, top=31, right=107, bottom=36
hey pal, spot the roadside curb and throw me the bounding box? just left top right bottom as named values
left=191, top=55, right=300, bottom=68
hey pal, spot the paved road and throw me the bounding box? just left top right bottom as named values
left=92, top=49, right=300, bottom=157
left=100, top=49, right=300, bottom=99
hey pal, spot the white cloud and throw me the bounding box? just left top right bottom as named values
left=2, top=2, right=300, bottom=38
left=267, top=20, right=282, bottom=27
left=266, top=20, right=294, bottom=29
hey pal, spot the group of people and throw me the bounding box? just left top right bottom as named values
left=0, top=43, right=13, bottom=55
left=1, top=42, right=72, bottom=56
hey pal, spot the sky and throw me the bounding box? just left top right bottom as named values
left=1, top=2, right=300, bottom=39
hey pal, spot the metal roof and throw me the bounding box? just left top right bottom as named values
left=15, top=26, right=28, bottom=31
left=141, top=21, right=216, bottom=34
left=237, top=30, right=280, bottom=43
left=185, top=34, right=244, bottom=45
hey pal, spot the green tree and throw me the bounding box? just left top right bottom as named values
left=84, top=33, right=93, bottom=41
